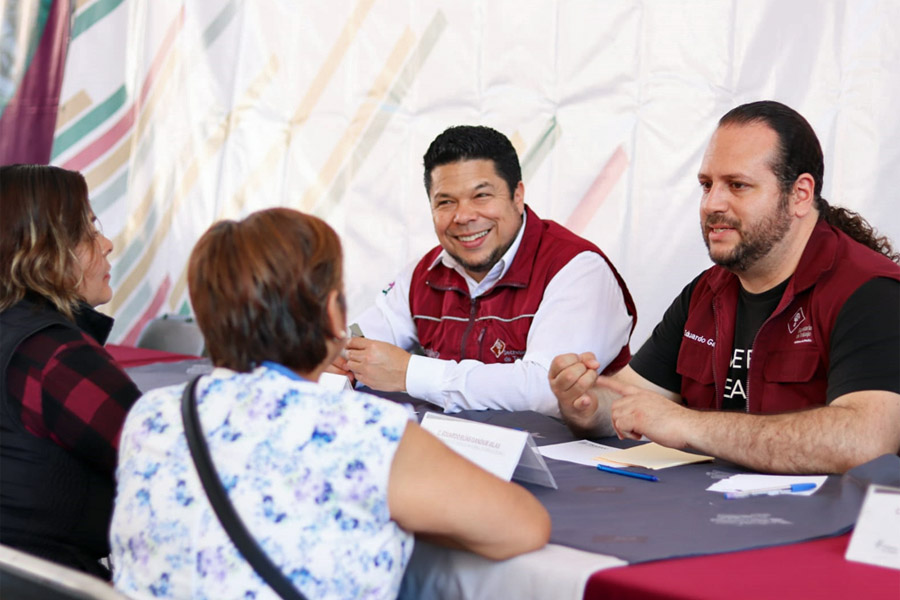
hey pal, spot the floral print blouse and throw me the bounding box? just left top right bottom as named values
left=111, top=362, right=414, bottom=599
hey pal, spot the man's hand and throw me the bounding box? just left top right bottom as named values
left=549, top=352, right=608, bottom=435
left=598, top=376, right=692, bottom=449
left=325, top=359, right=356, bottom=386
left=344, top=337, right=411, bottom=392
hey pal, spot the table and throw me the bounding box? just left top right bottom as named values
left=109, top=345, right=900, bottom=600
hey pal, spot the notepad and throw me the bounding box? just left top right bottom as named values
left=593, top=442, right=714, bottom=470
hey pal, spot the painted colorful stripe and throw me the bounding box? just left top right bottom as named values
left=51, top=85, right=125, bottom=160
left=111, top=54, right=280, bottom=315
left=70, top=0, right=127, bottom=41
left=521, top=116, right=560, bottom=184
left=565, top=145, right=628, bottom=234
left=61, top=6, right=185, bottom=171
left=118, top=275, right=172, bottom=346
left=168, top=0, right=377, bottom=311
left=212, top=0, right=376, bottom=218
left=55, top=89, right=93, bottom=130
left=299, top=27, right=416, bottom=212
left=321, top=10, right=448, bottom=215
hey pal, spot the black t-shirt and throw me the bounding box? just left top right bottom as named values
left=630, top=276, right=900, bottom=406
left=722, top=279, right=789, bottom=411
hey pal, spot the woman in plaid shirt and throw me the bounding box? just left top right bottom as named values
left=0, top=164, right=140, bottom=580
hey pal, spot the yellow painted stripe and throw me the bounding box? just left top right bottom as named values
left=510, top=132, right=527, bottom=159
left=299, top=27, right=415, bottom=212
left=156, top=54, right=280, bottom=310
left=75, top=0, right=93, bottom=11
left=169, top=0, right=377, bottom=310
left=112, top=54, right=281, bottom=313
left=218, top=0, right=377, bottom=220
left=288, top=0, right=375, bottom=131
left=56, top=90, right=92, bottom=130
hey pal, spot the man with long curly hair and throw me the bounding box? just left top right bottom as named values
left=551, top=101, right=900, bottom=474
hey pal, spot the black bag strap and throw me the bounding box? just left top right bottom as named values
left=181, top=375, right=307, bottom=600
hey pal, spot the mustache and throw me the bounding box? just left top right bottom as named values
left=704, top=215, right=741, bottom=230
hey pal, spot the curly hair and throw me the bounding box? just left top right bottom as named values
left=0, top=164, right=97, bottom=319
left=719, top=101, right=898, bottom=263
left=188, top=208, right=345, bottom=373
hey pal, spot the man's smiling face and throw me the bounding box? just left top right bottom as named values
left=428, top=159, right=525, bottom=282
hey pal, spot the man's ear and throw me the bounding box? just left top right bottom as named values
left=513, top=181, right=525, bottom=214
left=791, top=173, right=816, bottom=218
left=326, top=289, right=346, bottom=340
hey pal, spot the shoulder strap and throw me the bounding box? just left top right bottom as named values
left=181, top=375, right=307, bottom=600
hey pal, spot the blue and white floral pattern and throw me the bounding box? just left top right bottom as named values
left=111, top=363, right=414, bottom=599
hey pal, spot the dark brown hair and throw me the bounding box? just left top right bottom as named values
left=188, top=208, right=344, bottom=372
left=0, top=164, right=97, bottom=319
left=720, top=101, right=898, bottom=263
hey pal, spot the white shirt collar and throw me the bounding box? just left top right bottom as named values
left=429, top=210, right=528, bottom=297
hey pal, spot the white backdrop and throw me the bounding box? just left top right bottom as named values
left=51, top=0, right=900, bottom=347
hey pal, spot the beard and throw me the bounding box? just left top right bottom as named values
left=703, top=193, right=792, bottom=273
left=447, top=235, right=516, bottom=276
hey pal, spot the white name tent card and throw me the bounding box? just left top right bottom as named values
left=420, top=413, right=557, bottom=489
left=845, top=484, right=900, bottom=570
left=318, top=371, right=353, bottom=392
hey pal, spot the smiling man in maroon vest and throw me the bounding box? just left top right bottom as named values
left=338, top=125, right=636, bottom=415
left=551, top=101, right=900, bottom=473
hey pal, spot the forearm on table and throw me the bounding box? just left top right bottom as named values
left=681, top=392, right=900, bottom=473
left=406, top=355, right=559, bottom=414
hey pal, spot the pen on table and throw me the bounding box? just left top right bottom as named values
left=596, top=463, right=658, bottom=482
left=724, top=482, right=817, bottom=499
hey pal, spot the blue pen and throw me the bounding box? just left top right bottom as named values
left=596, top=463, right=658, bottom=482
left=724, top=482, right=817, bottom=499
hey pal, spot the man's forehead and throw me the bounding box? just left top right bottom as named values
left=430, top=159, right=501, bottom=191
left=699, top=122, right=780, bottom=177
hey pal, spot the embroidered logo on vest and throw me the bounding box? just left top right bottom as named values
left=788, top=307, right=806, bottom=333
left=381, top=281, right=395, bottom=295
left=490, top=338, right=507, bottom=358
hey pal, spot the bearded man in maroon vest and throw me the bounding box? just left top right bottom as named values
left=551, top=101, right=900, bottom=474
left=335, top=125, right=636, bottom=415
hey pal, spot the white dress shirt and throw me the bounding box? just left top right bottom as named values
left=353, top=213, right=633, bottom=415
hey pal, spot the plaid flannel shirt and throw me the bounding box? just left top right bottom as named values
left=5, top=321, right=140, bottom=476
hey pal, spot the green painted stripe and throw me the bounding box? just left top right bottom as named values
left=111, top=202, right=159, bottom=283
left=177, top=300, right=191, bottom=316
left=104, top=1, right=240, bottom=314
left=92, top=123, right=154, bottom=213
left=320, top=10, right=447, bottom=215
left=51, top=84, right=126, bottom=159
left=203, top=0, right=241, bottom=46
left=90, top=169, right=129, bottom=213
left=108, top=280, right=152, bottom=341
left=521, top=116, right=560, bottom=183
left=71, top=0, right=126, bottom=41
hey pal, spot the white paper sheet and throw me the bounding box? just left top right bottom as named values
left=538, top=440, right=619, bottom=467
left=706, top=474, right=827, bottom=496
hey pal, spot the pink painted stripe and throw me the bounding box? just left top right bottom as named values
left=120, top=275, right=172, bottom=346
left=565, top=145, right=629, bottom=235
left=62, top=5, right=185, bottom=171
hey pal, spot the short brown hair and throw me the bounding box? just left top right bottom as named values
left=188, top=208, right=344, bottom=372
left=0, top=164, right=96, bottom=320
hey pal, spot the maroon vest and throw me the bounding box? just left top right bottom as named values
left=676, top=220, right=900, bottom=413
left=409, top=206, right=636, bottom=372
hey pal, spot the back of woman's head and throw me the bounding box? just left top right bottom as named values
left=0, top=164, right=94, bottom=319
left=188, top=208, right=344, bottom=373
